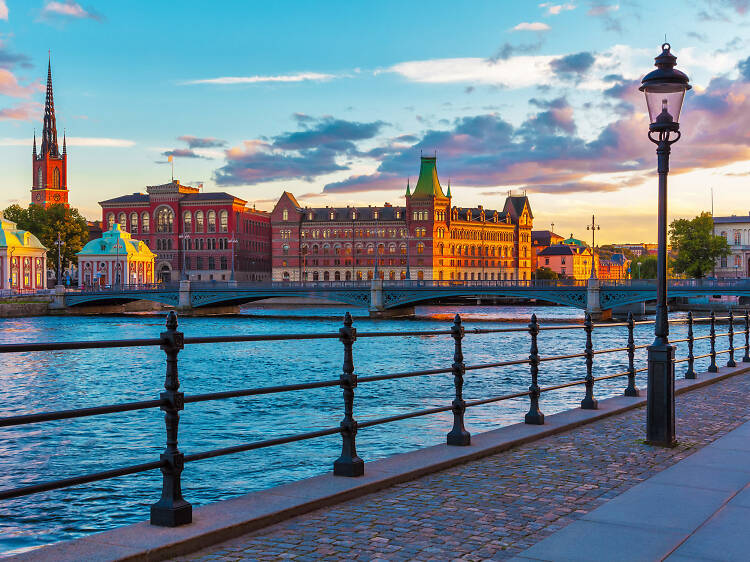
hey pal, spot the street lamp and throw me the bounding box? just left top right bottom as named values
left=640, top=43, right=691, bottom=447
left=54, top=232, right=65, bottom=287
left=228, top=234, right=238, bottom=281
left=586, top=214, right=600, bottom=279
left=179, top=233, right=190, bottom=280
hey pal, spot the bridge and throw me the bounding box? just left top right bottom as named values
left=53, top=278, right=750, bottom=317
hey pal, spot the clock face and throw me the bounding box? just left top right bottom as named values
left=53, top=194, right=61, bottom=202
left=34, top=193, right=40, bottom=201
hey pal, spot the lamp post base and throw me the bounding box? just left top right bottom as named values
left=646, top=342, right=676, bottom=447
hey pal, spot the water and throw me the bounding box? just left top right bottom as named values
left=0, top=305, right=731, bottom=554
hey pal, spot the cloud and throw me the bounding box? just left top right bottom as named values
left=0, top=136, right=135, bottom=147
left=0, top=47, right=32, bottom=70
left=512, top=22, right=551, bottom=31
left=539, top=2, right=576, bottom=15
left=163, top=148, right=208, bottom=159
left=177, top=135, right=227, bottom=149
left=0, top=101, right=40, bottom=121
left=213, top=116, right=386, bottom=186
left=488, top=41, right=543, bottom=62
left=739, top=56, right=750, bottom=81
left=41, top=0, right=104, bottom=21
left=587, top=2, right=622, bottom=32
left=0, top=69, right=41, bottom=98
left=181, top=72, right=336, bottom=85
left=549, top=51, right=596, bottom=78
left=687, top=31, right=708, bottom=42
left=0, top=1, right=7, bottom=20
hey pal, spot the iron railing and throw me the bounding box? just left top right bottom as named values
left=0, top=310, right=748, bottom=526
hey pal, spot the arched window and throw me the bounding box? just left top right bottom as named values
left=207, top=210, right=216, bottom=232
left=195, top=211, right=204, bottom=233
left=130, top=213, right=138, bottom=233
left=183, top=211, right=192, bottom=232
left=219, top=210, right=228, bottom=232
left=156, top=207, right=174, bottom=233
left=335, top=271, right=341, bottom=281
left=141, top=212, right=150, bottom=233
left=118, top=213, right=127, bottom=229
left=735, top=231, right=742, bottom=245
left=53, top=168, right=60, bottom=189
left=417, top=242, right=425, bottom=254
left=324, top=271, right=330, bottom=281
left=37, top=168, right=43, bottom=189
left=107, top=213, right=115, bottom=229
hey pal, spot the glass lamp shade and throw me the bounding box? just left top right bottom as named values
left=640, top=43, right=691, bottom=131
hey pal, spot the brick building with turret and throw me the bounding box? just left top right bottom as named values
left=271, top=156, right=533, bottom=282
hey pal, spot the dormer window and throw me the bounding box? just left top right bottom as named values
left=396, top=210, right=401, bottom=219
left=374, top=210, right=379, bottom=220
left=309, top=212, right=313, bottom=220
left=330, top=211, right=335, bottom=220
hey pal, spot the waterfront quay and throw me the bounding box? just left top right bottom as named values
left=2, top=305, right=750, bottom=560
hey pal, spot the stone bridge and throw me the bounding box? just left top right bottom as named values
left=53, top=279, right=750, bottom=317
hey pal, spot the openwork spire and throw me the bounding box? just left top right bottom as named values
left=41, top=57, right=59, bottom=157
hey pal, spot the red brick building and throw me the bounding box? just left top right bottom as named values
left=99, top=180, right=271, bottom=282
left=31, top=60, right=69, bottom=209
left=270, top=156, right=533, bottom=282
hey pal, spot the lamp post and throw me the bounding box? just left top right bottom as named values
left=179, top=233, right=190, bottom=280
left=54, top=232, right=65, bottom=287
left=228, top=234, right=238, bottom=281
left=586, top=215, right=600, bottom=279
left=640, top=43, right=691, bottom=447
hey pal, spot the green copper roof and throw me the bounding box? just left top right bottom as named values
left=562, top=234, right=588, bottom=248
left=411, top=156, right=446, bottom=198
left=78, top=224, right=155, bottom=258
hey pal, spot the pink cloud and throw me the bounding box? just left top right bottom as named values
left=0, top=101, right=41, bottom=121
left=0, top=69, right=41, bottom=98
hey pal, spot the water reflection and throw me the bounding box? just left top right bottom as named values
left=0, top=305, right=723, bottom=553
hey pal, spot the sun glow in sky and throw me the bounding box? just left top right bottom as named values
left=2, top=0, right=750, bottom=243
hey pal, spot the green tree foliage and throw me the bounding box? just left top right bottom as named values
left=669, top=212, right=730, bottom=278
left=631, top=254, right=659, bottom=279
left=3, top=204, right=89, bottom=270
left=533, top=266, right=559, bottom=280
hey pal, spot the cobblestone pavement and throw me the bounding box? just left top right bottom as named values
left=179, top=374, right=750, bottom=561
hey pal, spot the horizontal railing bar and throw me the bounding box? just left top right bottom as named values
left=0, top=399, right=165, bottom=428
left=464, top=389, right=531, bottom=408
left=183, top=427, right=341, bottom=463
left=0, top=459, right=165, bottom=501
left=465, top=358, right=530, bottom=370
left=593, top=346, right=629, bottom=355
left=358, top=366, right=454, bottom=383
left=693, top=352, right=712, bottom=360
left=538, top=378, right=586, bottom=393
left=358, top=405, right=455, bottom=429
left=184, top=380, right=341, bottom=404
left=0, top=338, right=165, bottom=353
left=538, top=352, right=586, bottom=363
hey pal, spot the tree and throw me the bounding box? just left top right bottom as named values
left=533, top=266, right=559, bottom=280
left=3, top=204, right=89, bottom=274
left=631, top=254, right=659, bottom=279
left=669, top=212, right=730, bottom=278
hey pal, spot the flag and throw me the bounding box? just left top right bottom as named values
left=167, top=155, right=173, bottom=162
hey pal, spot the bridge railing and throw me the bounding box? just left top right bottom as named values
left=74, top=282, right=179, bottom=294
left=0, top=310, right=747, bottom=526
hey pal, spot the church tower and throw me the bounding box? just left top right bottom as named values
left=31, top=58, right=68, bottom=208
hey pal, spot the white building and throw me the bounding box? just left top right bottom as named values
left=713, top=215, right=750, bottom=278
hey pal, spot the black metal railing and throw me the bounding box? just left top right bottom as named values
left=1, top=310, right=748, bottom=527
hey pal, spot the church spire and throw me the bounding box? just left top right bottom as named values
left=63, top=129, right=66, bottom=154
left=41, top=56, right=58, bottom=157
left=405, top=177, right=411, bottom=197
left=33, top=129, right=37, bottom=157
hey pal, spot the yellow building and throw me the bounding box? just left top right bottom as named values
left=0, top=212, right=48, bottom=291
left=537, top=235, right=594, bottom=280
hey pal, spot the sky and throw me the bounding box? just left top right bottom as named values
left=2, top=0, right=750, bottom=244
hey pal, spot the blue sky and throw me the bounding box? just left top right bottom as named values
left=2, top=0, right=750, bottom=243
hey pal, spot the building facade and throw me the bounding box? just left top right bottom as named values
left=714, top=215, right=750, bottom=277
left=31, top=60, right=69, bottom=209
left=531, top=230, right=564, bottom=271
left=0, top=212, right=47, bottom=290
left=99, top=180, right=271, bottom=282
left=77, top=224, right=155, bottom=286
left=270, top=156, right=533, bottom=282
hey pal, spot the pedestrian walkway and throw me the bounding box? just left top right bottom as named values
left=515, top=420, right=750, bottom=561
left=179, top=372, right=750, bottom=561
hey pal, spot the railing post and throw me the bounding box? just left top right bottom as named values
left=447, top=313, right=471, bottom=445
left=708, top=311, right=718, bottom=373
left=624, top=311, right=639, bottom=396
left=525, top=314, right=544, bottom=424
left=151, top=311, right=192, bottom=527
left=333, top=311, right=364, bottom=476
left=743, top=311, right=750, bottom=363
left=685, top=311, right=696, bottom=379
left=727, top=310, right=737, bottom=367
left=581, top=312, right=598, bottom=409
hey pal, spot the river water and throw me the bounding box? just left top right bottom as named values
left=0, top=304, right=735, bottom=554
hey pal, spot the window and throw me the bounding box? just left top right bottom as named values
left=183, top=211, right=192, bottom=232
left=735, top=231, right=742, bottom=245
left=107, top=213, right=115, bottom=229
left=219, top=210, right=228, bottom=232
left=208, top=257, right=215, bottom=270
left=53, top=168, right=60, bottom=189
left=195, top=211, right=204, bottom=233
left=283, top=209, right=289, bottom=221
left=118, top=212, right=127, bottom=229
left=721, top=256, right=728, bottom=268
left=130, top=213, right=138, bottom=233
left=282, top=244, right=290, bottom=255
left=207, top=210, right=216, bottom=232
left=220, top=256, right=227, bottom=270
left=141, top=212, right=150, bottom=233
left=156, top=207, right=174, bottom=233
left=417, top=242, right=425, bottom=254
left=37, top=168, right=43, bottom=189
left=196, top=257, right=203, bottom=269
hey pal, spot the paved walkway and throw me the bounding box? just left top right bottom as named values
left=179, top=374, right=750, bottom=561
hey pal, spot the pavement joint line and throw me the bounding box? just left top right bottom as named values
left=9, top=363, right=750, bottom=562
